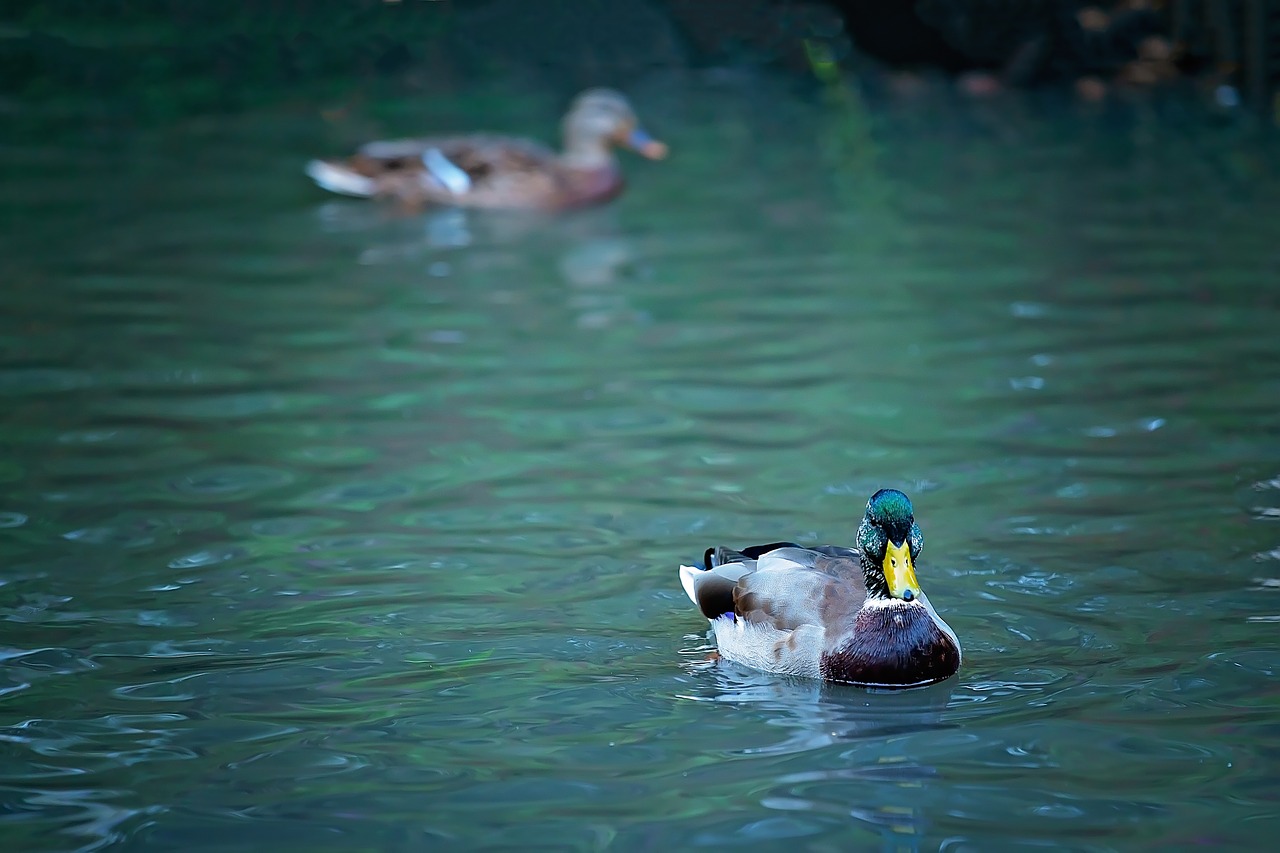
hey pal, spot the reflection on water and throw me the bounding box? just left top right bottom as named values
left=680, top=654, right=955, bottom=850
left=3, top=76, right=1280, bottom=850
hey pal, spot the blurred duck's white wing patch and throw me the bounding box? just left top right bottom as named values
left=422, top=148, right=471, bottom=195
left=305, top=160, right=375, bottom=197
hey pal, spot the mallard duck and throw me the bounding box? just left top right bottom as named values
left=678, top=489, right=961, bottom=689
left=305, top=88, right=667, bottom=211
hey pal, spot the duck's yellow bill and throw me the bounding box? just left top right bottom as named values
left=883, top=540, right=922, bottom=601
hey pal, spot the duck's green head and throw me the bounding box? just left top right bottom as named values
left=856, top=488, right=925, bottom=601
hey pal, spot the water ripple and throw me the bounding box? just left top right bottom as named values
left=2, top=81, right=1279, bottom=851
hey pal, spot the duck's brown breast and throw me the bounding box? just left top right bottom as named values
left=819, top=603, right=960, bottom=688
left=555, top=165, right=625, bottom=209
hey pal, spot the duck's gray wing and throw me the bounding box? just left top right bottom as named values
left=733, top=548, right=866, bottom=632
left=804, top=544, right=865, bottom=581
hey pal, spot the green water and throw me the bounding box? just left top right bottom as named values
left=3, top=77, right=1280, bottom=851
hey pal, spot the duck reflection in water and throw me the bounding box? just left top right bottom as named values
left=678, top=659, right=955, bottom=852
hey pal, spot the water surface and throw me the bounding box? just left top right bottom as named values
left=2, top=77, right=1280, bottom=851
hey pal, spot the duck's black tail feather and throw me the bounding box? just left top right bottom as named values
left=703, top=542, right=801, bottom=570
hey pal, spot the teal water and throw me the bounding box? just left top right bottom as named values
left=3, top=78, right=1280, bottom=851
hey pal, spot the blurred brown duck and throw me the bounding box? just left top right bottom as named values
left=305, top=89, right=667, bottom=211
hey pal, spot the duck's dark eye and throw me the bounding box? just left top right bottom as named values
left=909, top=523, right=924, bottom=559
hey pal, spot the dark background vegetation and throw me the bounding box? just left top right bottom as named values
left=3, top=0, right=1276, bottom=130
